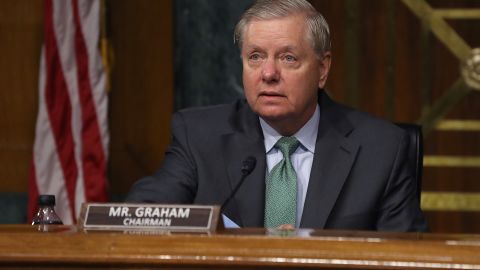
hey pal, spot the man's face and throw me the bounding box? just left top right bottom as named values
left=241, top=14, right=331, bottom=133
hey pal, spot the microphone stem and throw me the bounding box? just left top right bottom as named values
left=220, top=172, right=248, bottom=213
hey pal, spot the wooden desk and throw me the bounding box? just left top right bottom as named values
left=0, top=225, right=479, bottom=269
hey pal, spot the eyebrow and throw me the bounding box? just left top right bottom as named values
left=244, top=44, right=299, bottom=53
left=278, top=45, right=298, bottom=53
left=244, top=45, right=263, bottom=52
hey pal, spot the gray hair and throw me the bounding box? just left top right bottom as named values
left=234, top=0, right=331, bottom=57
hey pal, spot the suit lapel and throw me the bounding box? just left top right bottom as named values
left=300, top=92, right=360, bottom=229
left=221, top=101, right=266, bottom=227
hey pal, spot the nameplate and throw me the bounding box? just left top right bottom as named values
left=78, top=203, right=221, bottom=232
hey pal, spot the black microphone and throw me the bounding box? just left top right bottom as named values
left=220, top=156, right=257, bottom=213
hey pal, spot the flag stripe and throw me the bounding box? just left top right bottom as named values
left=50, top=0, right=85, bottom=221
left=44, top=0, right=78, bottom=220
left=77, top=0, right=109, bottom=157
left=72, top=0, right=108, bottom=202
left=27, top=161, right=39, bottom=223
left=30, top=46, right=74, bottom=225
left=53, top=0, right=85, bottom=217
left=28, top=0, right=108, bottom=224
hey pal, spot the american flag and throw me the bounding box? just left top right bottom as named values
left=28, top=0, right=109, bottom=224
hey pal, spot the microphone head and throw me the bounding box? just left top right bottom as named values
left=241, top=156, right=256, bottom=176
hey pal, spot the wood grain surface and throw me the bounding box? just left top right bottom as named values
left=0, top=225, right=479, bottom=269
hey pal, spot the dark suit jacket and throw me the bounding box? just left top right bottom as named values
left=127, top=92, right=428, bottom=232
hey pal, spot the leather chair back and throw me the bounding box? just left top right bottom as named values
left=395, top=123, right=423, bottom=201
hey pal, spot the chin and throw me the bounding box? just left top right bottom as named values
left=256, top=109, right=290, bottom=122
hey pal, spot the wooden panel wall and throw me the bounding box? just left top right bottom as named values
left=108, top=0, right=173, bottom=196
left=420, top=0, right=480, bottom=233
left=0, top=0, right=43, bottom=193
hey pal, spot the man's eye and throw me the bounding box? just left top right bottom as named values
left=249, top=54, right=261, bottom=61
left=284, top=55, right=296, bottom=62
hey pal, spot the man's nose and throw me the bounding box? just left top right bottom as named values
left=261, top=59, right=280, bottom=83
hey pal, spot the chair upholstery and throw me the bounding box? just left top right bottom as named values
left=395, top=123, right=423, bottom=201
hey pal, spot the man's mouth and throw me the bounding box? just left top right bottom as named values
left=259, top=90, right=285, bottom=97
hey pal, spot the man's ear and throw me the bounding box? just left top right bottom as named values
left=318, top=51, right=332, bottom=89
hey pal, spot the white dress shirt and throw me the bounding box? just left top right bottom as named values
left=259, top=105, right=320, bottom=227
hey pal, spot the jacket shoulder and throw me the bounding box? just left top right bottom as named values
left=326, top=98, right=406, bottom=145
left=172, top=99, right=248, bottom=135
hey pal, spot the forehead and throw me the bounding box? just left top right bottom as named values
left=242, top=15, right=309, bottom=49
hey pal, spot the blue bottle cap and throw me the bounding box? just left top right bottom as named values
left=38, top=195, right=56, bottom=206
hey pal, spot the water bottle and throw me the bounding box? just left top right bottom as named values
left=31, top=195, right=63, bottom=225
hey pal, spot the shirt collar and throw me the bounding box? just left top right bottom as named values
left=259, top=104, right=320, bottom=154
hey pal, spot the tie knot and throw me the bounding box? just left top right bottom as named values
left=275, top=136, right=300, bottom=156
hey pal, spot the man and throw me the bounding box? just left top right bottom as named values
left=127, top=0, right=428, bottom=231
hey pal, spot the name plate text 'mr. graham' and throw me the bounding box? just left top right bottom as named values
left=78, top=203, right=221, bottom=232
